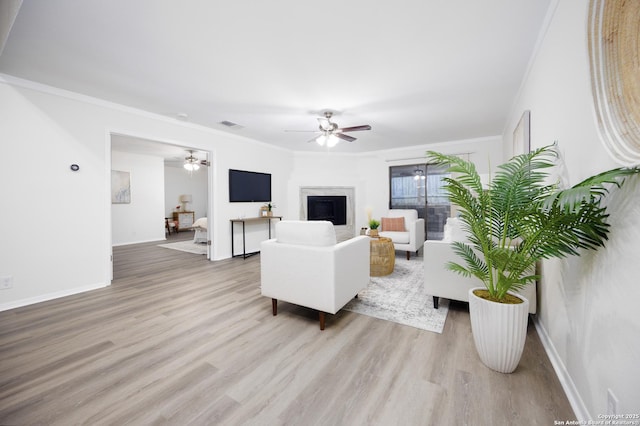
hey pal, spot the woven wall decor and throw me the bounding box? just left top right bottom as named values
left=588, top=0, right=640, bottom=165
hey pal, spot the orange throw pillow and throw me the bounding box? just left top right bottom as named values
left=381, top=217, right=405, bottom=232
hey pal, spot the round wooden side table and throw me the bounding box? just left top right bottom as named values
left=369, top=236, right=395, bottom=276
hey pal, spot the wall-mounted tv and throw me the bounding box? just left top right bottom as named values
left=229, top=169, right=272, bottom=202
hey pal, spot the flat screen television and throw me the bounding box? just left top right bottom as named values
left=229, top=169, right=272, bottom=202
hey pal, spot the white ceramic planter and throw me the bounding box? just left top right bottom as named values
left=468, top=287, right=530, bottom=373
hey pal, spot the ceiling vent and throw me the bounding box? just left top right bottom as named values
left=220, top=120, right=240, bottom=128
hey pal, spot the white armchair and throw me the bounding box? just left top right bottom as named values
left=378, top=209, right=425, bottom=260
left=424, top=218, right=537, bottom=313
left=260, top=220, right=370, bottom=330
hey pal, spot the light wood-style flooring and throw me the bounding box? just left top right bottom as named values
left=0, top=233, right=575, bottom=425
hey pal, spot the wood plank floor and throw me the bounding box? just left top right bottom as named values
left=0, top=234, right=575, bottom=425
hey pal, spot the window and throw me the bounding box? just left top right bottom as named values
left=389, top=163, right=450, bottom=240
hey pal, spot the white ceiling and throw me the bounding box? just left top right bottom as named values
left=0, top=0, right=552, bottom=154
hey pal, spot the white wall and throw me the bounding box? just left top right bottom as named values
left=164, top=164, right=208, bottom=219
left=503, top=0, right=640, bottom=418
left=111, top=150, right=165, bottom=246
left=0, top=75, right=293, bottom=310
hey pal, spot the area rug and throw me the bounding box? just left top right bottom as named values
left=157, top=240, right=207, bottom=255
left=343, top=256, right=449, bottom=333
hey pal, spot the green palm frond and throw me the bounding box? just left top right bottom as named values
left=449, top=241, right=488, bottom=279
left=426, top=144, right=640, bottom=303
left=543, top=166, right=640, bottom=212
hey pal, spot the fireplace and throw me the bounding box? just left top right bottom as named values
left=300, top=186, right=354, bottom=242
left=307, top=196, right=347, bottom=225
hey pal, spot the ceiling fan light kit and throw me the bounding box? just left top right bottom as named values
left=183, top=150, right=201, bottom=171
left=326, top=134, right=339, bottom=147
left=315, top=133, right=340, bottom=147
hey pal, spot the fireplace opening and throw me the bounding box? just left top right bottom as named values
left=307, top=196, right=347, bottom=225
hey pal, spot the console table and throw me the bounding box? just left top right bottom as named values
left=230, top=216, right=282, bottom=258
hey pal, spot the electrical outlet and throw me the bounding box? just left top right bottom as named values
left=0, top=276, right=13, bottom=290
left=607, top=388, right=619, bottom=414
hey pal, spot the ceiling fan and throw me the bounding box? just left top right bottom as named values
left=288, top=111, right=371, bottom=147
left=183, top=150, right=208, bottom=171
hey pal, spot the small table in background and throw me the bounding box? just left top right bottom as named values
left=369, top=236, right=395, bottom=276
left=173, top=211, right=195, bottom=232
left=230, top=216, right=282, bottom=258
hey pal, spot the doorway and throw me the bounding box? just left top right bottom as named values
left=109, top=133, right=212, bottom=280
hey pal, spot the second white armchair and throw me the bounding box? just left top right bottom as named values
left=424, top=218, right=537, bottom=313
left=378, top=209, right=426, bottom=260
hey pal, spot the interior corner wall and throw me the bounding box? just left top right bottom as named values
left=111, top=150, right=165, bottom=246
left=503, top=0, right=640, bottom=418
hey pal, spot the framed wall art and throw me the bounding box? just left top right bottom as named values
left=512, top=110, right=531, bottom=157
left=111, top=170, right=131, bottom=204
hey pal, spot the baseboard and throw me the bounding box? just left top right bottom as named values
left=533, top=316, right=590, bottom=421
left=0, top=281, right=110, bottom=312
left=112, top=238, right=166, bottom=247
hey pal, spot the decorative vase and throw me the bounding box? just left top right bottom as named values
left=369, top=229, right=379, bottom=237
left=267, top=211, right=273, bottom=217
left=468, top=287, right=529, bottom=373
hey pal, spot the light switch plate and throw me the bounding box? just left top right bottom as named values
left=0, top=276, right=13, bottom=290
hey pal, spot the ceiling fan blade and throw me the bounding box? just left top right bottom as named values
left=284, top=129, right=320, bottom=132
left=338, top=125, right=371, bottom=132
left=335, top=133, right=357, bottom=142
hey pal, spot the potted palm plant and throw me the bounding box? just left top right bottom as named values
left=426, top=144, right=639, bottom=373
